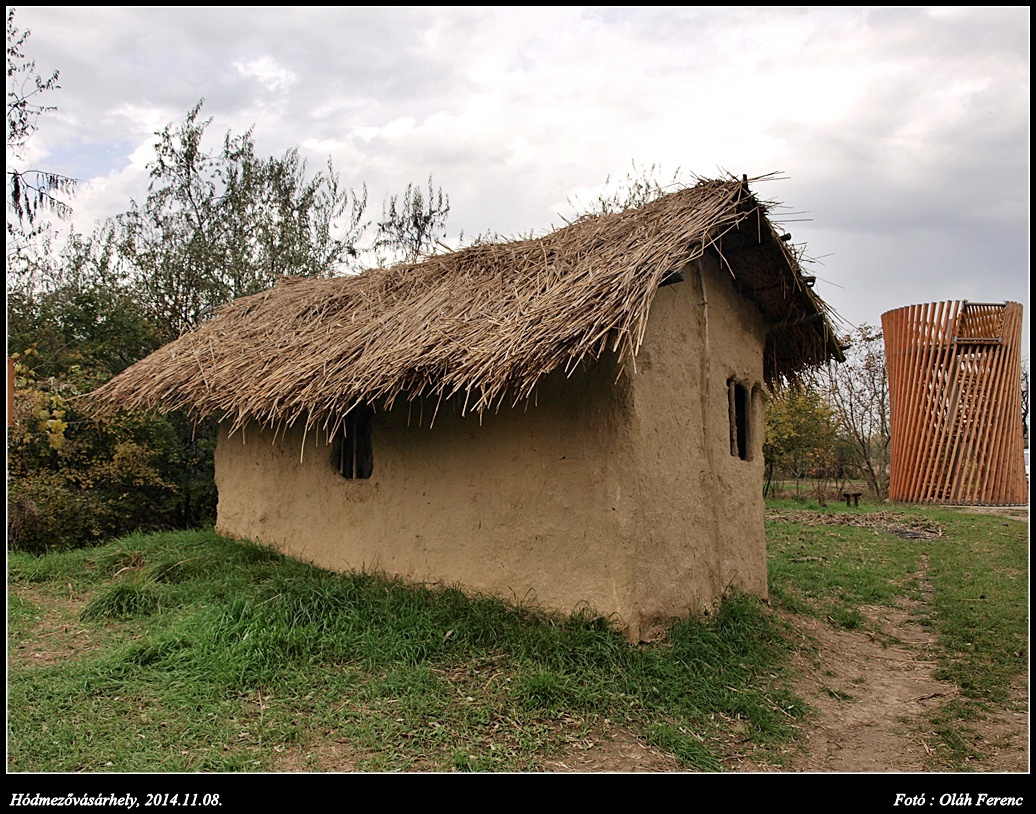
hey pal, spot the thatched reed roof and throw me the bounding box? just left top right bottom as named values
left=84, top=176, right=843, bottom=434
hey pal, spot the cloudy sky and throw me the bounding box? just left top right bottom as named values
left=9, top=6, right=1031, bottom=342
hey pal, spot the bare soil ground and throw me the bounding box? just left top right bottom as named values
left=725, top=606, right=1026, bottom=773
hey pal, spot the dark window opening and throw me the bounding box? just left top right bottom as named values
left=336, top=406, right=374, bottom=479
left=728, top=379, right=750, bottom=461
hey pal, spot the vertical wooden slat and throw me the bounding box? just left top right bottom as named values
left=883, top=300, right=1026, bottom=506
left=993, top=305, right=1027, bottom=503
left=916, top=302, right=958, bottom=502
left=974, top=316, right=1011, bottom=502
left=917, top=302, right=955, bottom=502
left=899, top=303, right=928, bottom=500
left=963, top=340, right=996, bottom=502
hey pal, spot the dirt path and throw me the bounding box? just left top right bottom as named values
left=548, top=597, right=1028, bottom=773
left=735, top=609, right=960, bottom=772
left=730, top=609, right=1026, bottom=773
left=550, top=509, right=1030, bottom=773
left=755, top=507, right=1028, bottom=773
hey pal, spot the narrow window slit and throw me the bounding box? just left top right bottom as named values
left=728, top=378, right=750, bottom=461
left=336, top=405, right=374, bottom=479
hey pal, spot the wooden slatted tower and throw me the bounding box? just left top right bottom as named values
left=882, top=300, right=1027, bottom=505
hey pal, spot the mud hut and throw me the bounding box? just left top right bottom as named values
left=86, top=176, right=843, bottom=640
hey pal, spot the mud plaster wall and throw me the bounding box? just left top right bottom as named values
left=626, top=254, right=768, bottom=637
left=214, top=254, right=769, bottom=639
left=215, top=354, right=640, bottom=627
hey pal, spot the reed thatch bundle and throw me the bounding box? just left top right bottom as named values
left=83, top=176, right=842, bottom=434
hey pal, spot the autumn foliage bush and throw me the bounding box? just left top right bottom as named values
left=7, top=351, right=214, bottom=553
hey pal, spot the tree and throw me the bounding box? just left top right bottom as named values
left=6, top=8, right=76, bottom=243
left=568, top=160, right=685, bottom=217
left=115, top=100, right=369, bottom=341
left=811, top=324, right=891, bottom=499
left=763, top=384, right=843, bottom=500
left=4, top=28, right=220, bottom=551
left=375, top=175, right=450, bottom=264
left=6, top=230, right=197, bottom=552
left=8, top=227, right=161, bottom=383
left=7, top=350, right=194, bottom=552
left=1021, top=355, right=1029, bottom=448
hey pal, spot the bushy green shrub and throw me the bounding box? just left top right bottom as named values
left=6, top=354, right=215, bottom=553
left=7, top=470, right=107, bottom=553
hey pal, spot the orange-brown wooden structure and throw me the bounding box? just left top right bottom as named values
left=882, top=300, right=1027, bottom=506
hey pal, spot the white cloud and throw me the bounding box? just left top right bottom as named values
left=9, top=5, right=1028, bottom=340
left=233, top=56, right=299, bottom=93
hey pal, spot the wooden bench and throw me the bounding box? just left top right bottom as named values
left=842, top=491, right=862, bottom=507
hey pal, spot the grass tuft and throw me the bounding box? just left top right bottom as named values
left=645, top=723, right=722, bottom=771
left=80, top=581, right=162, bottom=620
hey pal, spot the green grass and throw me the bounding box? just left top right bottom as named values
left=765, top=499, right=1029, bottom=770
left=923, top=509, right=1029, bottom=700
left=8, top=529, right=801, bottom=772
left=921, top=508, right=1029, bottom=768
left=8, top=503, right=1027, bottom=773
left=766, top=498, right=925, bottom=637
